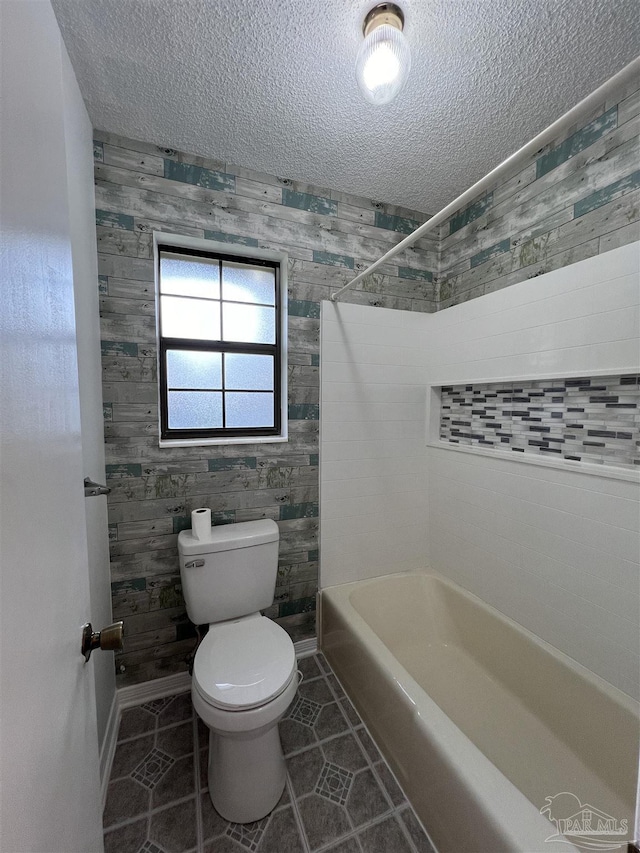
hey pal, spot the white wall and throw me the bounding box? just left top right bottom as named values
left=320, top=301, right=429, bottom=587
left=320, top=244, right=639, bottom=699
left=62, top=43, right=116, bottom=749
left=424, top=242, right=640, bottom=699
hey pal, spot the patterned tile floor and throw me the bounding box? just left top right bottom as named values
left=104, top=653, right=436, bottom=853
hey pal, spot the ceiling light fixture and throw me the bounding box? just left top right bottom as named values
left=355, top=3, right=411, bottom=106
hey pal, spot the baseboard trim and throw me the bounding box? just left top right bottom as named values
left=294, top=637, right=318, bottom=657
left=99, top=691, right=119, bottom=808
left=118, top=672, right=192, bottom=710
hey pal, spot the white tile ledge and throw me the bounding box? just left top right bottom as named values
left=427, top=440, right=640, bottom=483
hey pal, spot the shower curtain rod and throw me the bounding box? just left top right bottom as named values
left=331, top=56, right=640, bottom=303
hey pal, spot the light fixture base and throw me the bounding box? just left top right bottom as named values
left=363, top=3, right=405, bottom=36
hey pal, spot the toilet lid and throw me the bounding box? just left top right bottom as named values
left=193, top=616, right=296, bottom=711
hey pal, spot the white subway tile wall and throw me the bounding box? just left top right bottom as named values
left=320, top=302, right=429, bottom=588
left=425, top=243, right=640, bottom=699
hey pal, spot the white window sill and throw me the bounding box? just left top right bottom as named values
left=159, top=432, right=288, bottom=448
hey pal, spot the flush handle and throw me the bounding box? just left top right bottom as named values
left=81, top=621, right=124, bottom=662
left=184, top=559, right=205, bottom=569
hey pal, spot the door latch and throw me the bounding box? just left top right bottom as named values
left=81, top=621, right=124, bottom=662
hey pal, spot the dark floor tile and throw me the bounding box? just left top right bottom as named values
left=258, top=806, right=305, bottom=852
left=345, top=769, right=389, bottom=828
left=276, top=783, right=290, bottom=809
left=110, top=733, right=155, bottom=779
left=399, top=806, right=436, bottom=853
left=279, top=717, right=317, bottom=755
left=103, top=817, right=148, bottom=853
left=298, top=655, right=323, bottom=680
left=324, top=838, right=361, bottom=853
left=355, top=727, right=380, bottom=763
left=151, top=754, right=196, bottom=809
left=203, top=836, right=245, bottom=852
left=118, top=706, right=156, bottom=740
left=298, top=678, right=334, bottom=705
left=315, top=653, right=331, bottom=673
left=103, top=777, right=150, bottom=828
left=226, top=816, right=270, bottom=849
left=156, top=720, right=194, bottom=759
left=322, top=733, right=368, bottom=773
left=314, top=702, right=350, bottom=741
left=197, top=716, right=209, bottom=750
left=286, top=746, right=324, bottom=798
left=201, top=792, right=230, bottom=842
left=198, top=746, right=209, bottom=791
left=149, top=798, right=197, bottom=852
left=374, top=761, right=406, bottom=807
left=339, top=697, right=361, bottom=727
left=327, top=673, right=345, bottom=698
left=157, top=692, right=192, bottom=728
left=297, top=794, right=351, bottom=851
left=289, top=694, right=322, bottom=728
left=358, top=815, right=413, bottom=853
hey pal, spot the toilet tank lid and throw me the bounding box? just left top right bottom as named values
left=178, top=518, right=279, bottom=556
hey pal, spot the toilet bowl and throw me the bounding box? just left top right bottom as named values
left=190, top=612, right=297, bottom=823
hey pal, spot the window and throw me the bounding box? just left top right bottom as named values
left=156, top=240, right=287, bottom=445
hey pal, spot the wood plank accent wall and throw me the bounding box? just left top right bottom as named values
left=94, top=131, right=436, bottom=685
left=437, top=76, right=640, bottom=307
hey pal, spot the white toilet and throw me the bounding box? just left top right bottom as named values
left=177, top=519, right=298, bottom=824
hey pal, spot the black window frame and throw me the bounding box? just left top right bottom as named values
left=157, top=244, right=282, bottom=441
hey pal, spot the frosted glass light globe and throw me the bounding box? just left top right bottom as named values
left=356, top=22, right=411, bottom=105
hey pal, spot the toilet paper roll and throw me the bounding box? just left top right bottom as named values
left=191, top=507, right=212, bottom=541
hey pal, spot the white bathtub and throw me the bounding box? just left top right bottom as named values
left=321, top=572, right=638, bottom=853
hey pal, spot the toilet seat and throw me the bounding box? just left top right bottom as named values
left=193, top=614, right=296, bottom=712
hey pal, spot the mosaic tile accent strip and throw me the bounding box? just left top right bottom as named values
left=439, top=374, right=640, bottom=471
left=316, top=762, right=354, bottom=805
left=288, top=695, right=322, bottom=728
left=131, top=748, right=175, bottom=790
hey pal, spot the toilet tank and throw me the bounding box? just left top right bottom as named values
left=178, top=519, right=279, bottom=625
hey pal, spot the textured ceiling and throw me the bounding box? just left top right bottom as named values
left=52, top=0, right=640, bottom=213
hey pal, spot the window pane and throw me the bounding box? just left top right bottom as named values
left=222, top=262, right=275, bottom=305
left=160, top=253, right=220, bottom=299
left=225, top=392, right=274, bottom=428
left=225, top=353, right=274, bottom=391
left=161, top=295, right=220, bottom=340
left=222, top=303, right=275, bottom=344
left=168, top=391, right=222, bottom=429
left=167, top=350, right=222, bottom=389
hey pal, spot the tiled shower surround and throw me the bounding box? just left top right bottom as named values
left=440, top=374, right=640, bottom=470
left=103, top=654, right=435, bottom=853
left=97, top=72, right=639, bottom=687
